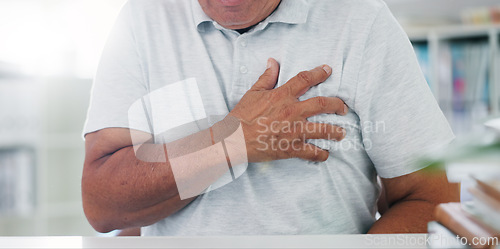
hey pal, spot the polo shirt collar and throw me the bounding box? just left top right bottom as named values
left=192, top=0, right=310, bottom=32
left=192, top=0, right=213, bottom=32
left=266, top=0, right=309, bottom=25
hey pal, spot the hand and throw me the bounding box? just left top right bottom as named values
left=229, top=58, right=348, bottom=163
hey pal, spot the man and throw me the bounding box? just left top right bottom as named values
left=82, top=0, right=459, bottom=235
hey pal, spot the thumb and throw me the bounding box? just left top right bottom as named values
left=251, top=58, right=280, bottom=91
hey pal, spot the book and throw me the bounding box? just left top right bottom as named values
left=428, top=221, right=469, bottom=248
left=468, top=186, right=500, bottom=232
left=484, top=118, right=500, bottom=133
left=474, top=178, right=500, bottom=202
left=434, top=202, right=499, bottom=249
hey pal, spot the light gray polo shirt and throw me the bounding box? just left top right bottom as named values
left=84, top=0, right=455, bottom=235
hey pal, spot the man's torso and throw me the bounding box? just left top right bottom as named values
left=125, top=0, right=385, bottom=235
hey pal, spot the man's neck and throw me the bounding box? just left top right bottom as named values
left=235, top=25, right=255, bottom=34
left=233, top=0, right=282, bottom=34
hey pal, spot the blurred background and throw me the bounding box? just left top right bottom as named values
left=0, top=0, right=499, bottom=236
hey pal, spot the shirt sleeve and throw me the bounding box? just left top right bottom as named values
left=354, top=4, right=455, bottom=179
left=83, top=0, right=148, bottom=136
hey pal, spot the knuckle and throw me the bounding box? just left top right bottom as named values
left=297, top=71, right=313, bottom=85
left=293, top=122, right=305, bottom=136
left=287, top=140, right=302, bottom=157
left=316, top=97, right=328, bottom=109
left=257, top=74, right=266, bottom=82
left=279, top=105, right=296, bottom=119
left=319, top=124, right=329, bottom=136
left=286, top=85, right=294, bottom=97
left=269, top=90, right=284, bottom=101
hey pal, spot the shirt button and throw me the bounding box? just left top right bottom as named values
left=240, top=40, right=247, bottom=47
left=240, top=66, right=248, bottom=74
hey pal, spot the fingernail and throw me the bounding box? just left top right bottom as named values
left=322, top=65, right=332, bottom=75
left=267, top=59, right=272, bottom=69
left=343, top=104, right=349, bottom=115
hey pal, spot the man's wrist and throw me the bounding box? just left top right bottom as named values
left=211, top=115, right=248, bottom=166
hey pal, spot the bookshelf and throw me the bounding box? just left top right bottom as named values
left=408, top=24, right=500, bottom=135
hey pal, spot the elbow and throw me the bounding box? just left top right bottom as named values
left=91, top=222, right=115, bottom=234
left=82, top=190, right=113, bottom=233
left=82, top=167, right=119, bottom=233
left=82, top=186, right=119, bottom=233
left=86, top=214, right=115, bottom=234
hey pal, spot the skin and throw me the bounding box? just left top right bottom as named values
left=83, top=61, right=347, bottom=233
left=198, top=0, right=282, bottom=30
left=117, top=227, right=141, bottom=236
left=83, top=1, right=460, bottom=234
left=370, top=172, right=460, bottom=233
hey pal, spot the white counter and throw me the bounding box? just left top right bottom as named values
left=0, top=234, right=430, bottom=248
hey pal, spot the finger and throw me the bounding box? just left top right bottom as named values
left=292, top=143, right=329, bottom=162
left=297, top=97, right=349, bottom=117
left=278, top=65, right=332, bottom=98
left=250, top=58, right=280, bottom=91
left=302, top=122, right=346, bottom=141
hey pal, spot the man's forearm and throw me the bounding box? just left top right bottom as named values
left=371, top=169, right=460, bottom=234
left=82, top=145, right=194, bottom=233
left=368, top=199, right=436, bottom=234
left=82, top=119, right=241, bottom=233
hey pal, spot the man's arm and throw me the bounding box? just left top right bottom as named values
left=368, top=169, right=460, bottom=233
left=82, top=59, right=348, bottom=233
left=83, top=127, right=198, bottom=233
